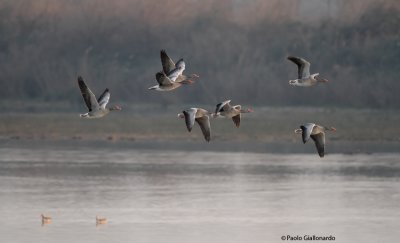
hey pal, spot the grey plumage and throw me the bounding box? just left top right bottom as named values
left=179, top=108, right=211, bottom=142
left=296, top=123, right=336, bottom=158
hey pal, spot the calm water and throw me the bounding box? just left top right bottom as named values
left=0, top=146, right=399, bottom=243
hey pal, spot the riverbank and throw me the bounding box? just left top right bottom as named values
left=1, top=106, right=399, bottom=154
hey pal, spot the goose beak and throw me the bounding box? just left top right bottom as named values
left=182, top=79, right=194, bottom=85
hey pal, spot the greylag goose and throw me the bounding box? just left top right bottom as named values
left=78, top=76, right=121, bottom=118
left=160, top=49, right=199, bottom=83
left=148, top=71, right=194, bottom=91
left=148, top=50, right=198, bottom=91
left=287, top=56, right=329, bottom=87
left=214, top=100, right=253, bottom=128
left=178, top=108, right=211, bottom=142
left=294, top=123, right=336, bottom=157
left=41, top=214, right=52, bottom=224
left=96, top=215, right=107, bottom=225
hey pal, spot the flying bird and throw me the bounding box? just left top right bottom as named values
left=214, top=100, right=253, bottom=128
left=149, top=50, right=199, bottom=91
left=178, top=108, right=212, bottom=142
left=287, top=56, right=329, bottom=87
left=294, top=123, right=336, bottom=157
left=160, top=49, right=199, bottom=82
left=148, top=71, right=194, bottom=91
left=160, top=49, right=185, bottom=80
left=77, top=76, right=121, bottom=118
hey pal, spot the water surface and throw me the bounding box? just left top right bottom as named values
left=0, top=147, right=399, bottom=243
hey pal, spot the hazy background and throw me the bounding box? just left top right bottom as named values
left=0, top=0, right=399, bottom=110
left=1, top=3, right=400, bottom=242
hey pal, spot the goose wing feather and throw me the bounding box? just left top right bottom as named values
left=155, top=71, right=174, bottom=86
left=300, top=123, right=315, bottom=143
left=215, top=100, right=232, bottom=114
left=288, top=56, right=311, bottom=79
left=232, top=114, right=241, bottom=128
left=97, top=89, right=110, bottom=109
left=311, top=133, right=325, bottom=157
left=78, top=76, right=99, bottom=112
left=195, top=116, right=211, bottom=142
left=183, top=108, right=197, bottom=132
left=160, top=50, right=176, bottom=74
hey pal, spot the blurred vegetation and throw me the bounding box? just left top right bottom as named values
left=1, top=107, right=399, bottom=143
left=0, top=0, right=399, bottom=109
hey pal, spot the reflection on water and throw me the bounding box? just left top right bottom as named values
left=0, top=147, right=399, bottom=243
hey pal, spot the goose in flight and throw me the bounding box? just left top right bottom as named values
left=160, top=49, right=185, bottom=80
left=178, top=108, right=212, bottom=142
left=287, top=56, right=329, bottom=87
left=149, top=50, right=198, bottom=91
left=160, top=49, right=199, bottom=82
left=214, top=100, right=253, bottom=128
left=78, top=76, right=121, bottom=118
left=294, top=123, right=336, bottom=157
left=148, top=71, right=194, bottom=91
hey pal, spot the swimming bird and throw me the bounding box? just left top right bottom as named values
left=214, top=100, right=253, bottom=128
left=287, top=56, right=329, bottom=87
left=294, top=123, right=336, bottom=157
left=41, top=214, right=52, bottom=225
left=78, top=76, right=121, bottom=118
left=178, top=108, right=212, bottom=142
left=96, top=215, right=107, bottom=225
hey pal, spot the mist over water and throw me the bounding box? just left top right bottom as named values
left=0, top=147, right=399, bottom=243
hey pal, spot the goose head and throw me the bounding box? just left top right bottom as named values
left=316, top=75, right=329, bottom=83
left=110, top=105, right=122, bottom=111
left=294, top=128, right=303, bottom=134
left=181, top=79, right=194, bottom=85
left=325, top=127, right=336, bottom=132
left=240, top=107, right=253, bottom=113
left=289, top=79, right=299, bottom=86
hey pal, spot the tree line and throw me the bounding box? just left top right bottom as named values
left=0, top=0, right=399, bottom=109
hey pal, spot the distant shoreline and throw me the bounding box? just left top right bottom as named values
left=2, top=138, right=399, bottom=155
left=1, top=108, right=399, bottom=155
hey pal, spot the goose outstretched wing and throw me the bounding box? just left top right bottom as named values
left=78, top=76, right=99, bottom=111
left=288, top=56, right=311, bottom=79
left=160, top=50, right=176, bottom=74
